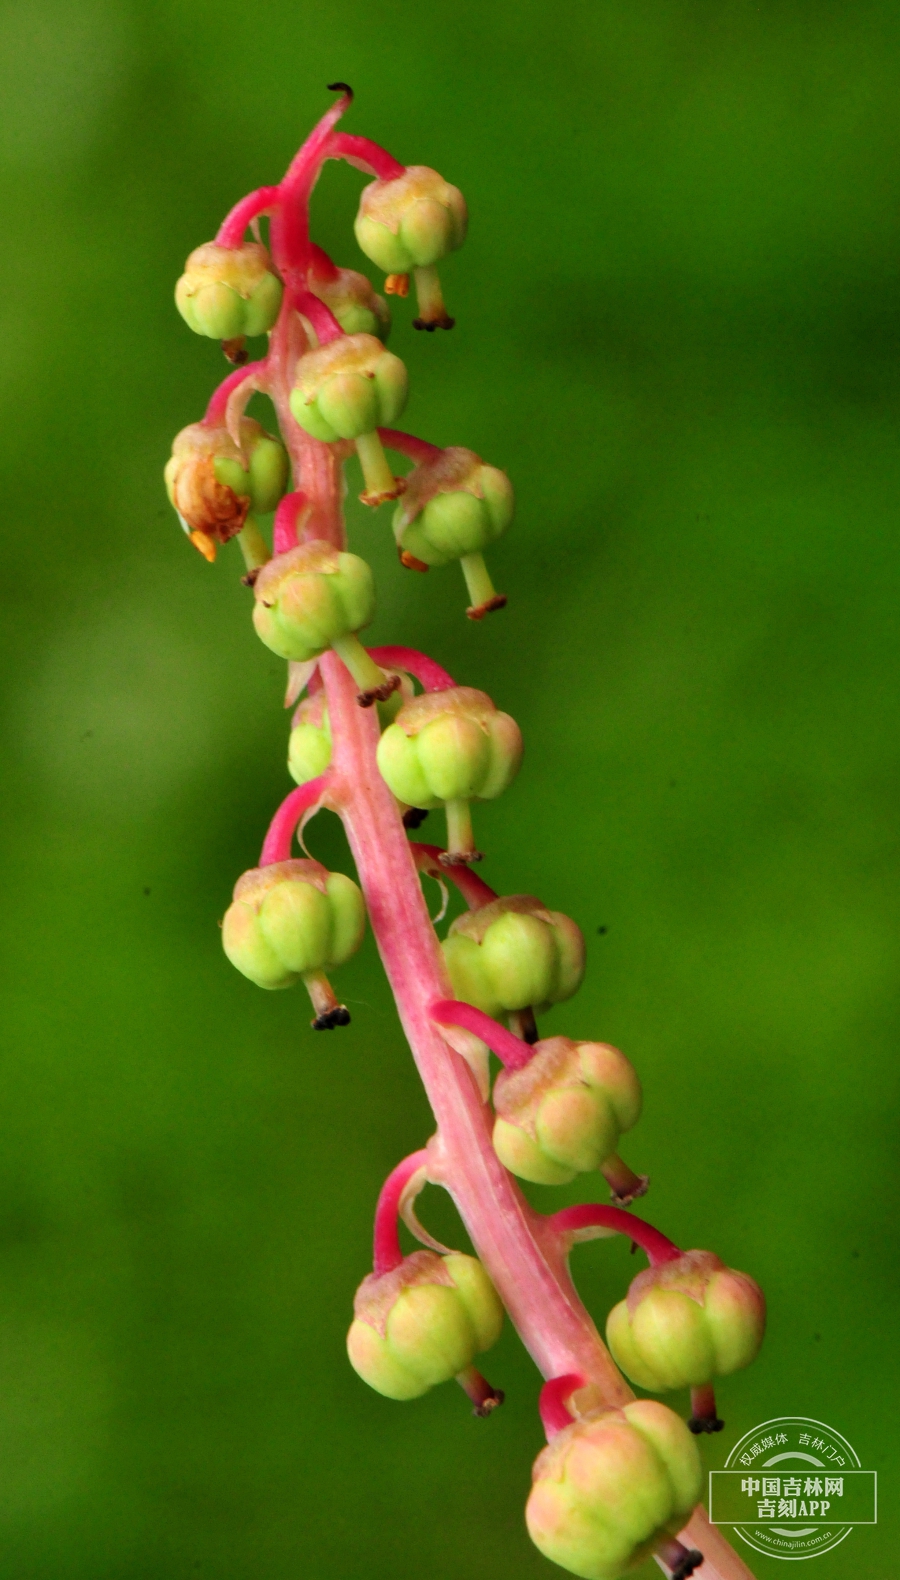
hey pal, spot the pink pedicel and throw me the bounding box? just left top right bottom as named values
left=258, top=776, right=331, bottom=866
left=430, top=998, right=535, bottom=1072
left=410, top=842, right=498, bottom=908
left=169, top=84, right=760, bottom=1580
left=215, top=185, right=283, bottom=249
left=539, top=1373, right=585, bottom=1439
left=365, top=647, right=455, bottom=692
left=372, top=1149, right=431, bottom=1276
left=549, top=1204, right=683, bottom=1268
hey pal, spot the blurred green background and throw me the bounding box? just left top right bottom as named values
left=0, top=0, right=897, bottom=1575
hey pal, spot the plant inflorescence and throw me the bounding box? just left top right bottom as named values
left=167, top=86, right=764, bottom=1580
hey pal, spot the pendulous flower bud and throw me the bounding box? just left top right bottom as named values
left=309, top=263, right=391, bottom=341
left=347, top=1250, right=503, bottom=1401
left=606, top=1251, right=766, bottom=1394
left=287, top=692, right=332, bottom=786
left=222, top=858, right=365, bottom=991
left=491, top=1037, right=641, bottom=1186
left=252, top=541, right=376, bottom=662
left=392, top=447, right=514, bottom=566
left=526, top=1400, right=702, bottom=1580
left=354, top=166, right=467, bottom=276
left=442, top=897, right=585, bottom=1022
left=288, top=333, right=407, bottom=444
left=175, top=242, right=283, bottom=340
left=165, top=419, right=288, bottom=561
left=376, top=688, right=522, bottom=811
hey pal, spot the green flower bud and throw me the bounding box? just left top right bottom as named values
left=347, top=1250, right=503, bottom=1401
left=252, top=540, right=375, bottom=663
left=354, top=167, right=467, bottom=275
left=287, top=692, right=333, bottom=786
left=222, top=858, right=365, bottom=990
left=606, top=1251, right=766, bottom=1393
left=175, top=242, right=283, bottom=340
left=441, top=895, right=584, bottom=1023
left=165, top=419, right=288, bottom=561
left=492, top=1037, right=641, bottom=1187
left=393, top=447, right=514, bottom=567
left=376, top=687, right=522, bottom=809
left=527, top=1400, right=702, bottom=1580
left=310, top=266, right=391, bottom=340
left=288, top=333, right=407, bottom=444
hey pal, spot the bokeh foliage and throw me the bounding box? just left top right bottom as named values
left=0, top=0, right=897, bottom=1575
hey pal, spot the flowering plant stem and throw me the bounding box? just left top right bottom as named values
left=175, top=87, right=757, bottom=1580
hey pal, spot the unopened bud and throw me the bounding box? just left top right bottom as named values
left=165, top=419, right=288, bottom=560
left=606, top=1250, right=766, bottom=1393
left=376, top=687, right=522, bottom=810
left=393, top=447, right=514, bottom=567
left=288, top=692, right=333, bottom=786
left=347, top=1250, right=503, bottom=1400
left=252, top=541, right=375, bottom=662
left=354, top=166, right=467, bottom=276
left=442, top=897, right=584, bottom=1023
left=309, top=265, right=391, bottom=341
left=492, top=1037, right=641, bottom=1186
left=222, top=858, right=365, bottom=990
left=175, top=242, right=283, bottom=340
left=526, top=1400, right=702, bottom=1580
left=289, top=333, right=407, bottom=444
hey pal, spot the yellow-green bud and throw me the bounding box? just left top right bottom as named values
left=165, top=418, right=288, bottom=560
left=393, top=447, right=514, bottom=567
left=287, top=692, right=333, bottom=786
left=252, top=541, right=375, bottom=662
left=310, top=266, right=391, bottom=340
left=288, top=333, right=407, bottom=443
left=492, top=1037, right=641, bottom=1186
left=606, top=1251, right=766, bottom=1393
left=354, top=167, right=467, bottom=275
left=222, top=858, right=365, bottom=990
left=347, top=1250, right=503, bottom=1401
left=175, top=242, right=283, bottom=340
left=376, top=687, right=522, bottom=809
left=441, top=896, right=584, bottom=1021
left=527, top=1401, right=702, bottom=1580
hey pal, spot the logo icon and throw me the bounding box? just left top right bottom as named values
left=709, top=1416, right=876, bottom=1560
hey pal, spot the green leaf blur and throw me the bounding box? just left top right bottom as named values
left=0, top=2, right=896, bottom=1577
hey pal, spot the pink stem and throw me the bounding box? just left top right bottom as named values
left=327, top=131, right=406, bottom=181
left=258, top=775, right=331, bottom=866
left=216, top=185, right=283, bottom=249
left=410, top=843, right=498, bottom=909
left=273, top=492, right=308, bottom=554
left=539, top=1374, right=585, bottom=1439
left=548, top=1205, right=682, bottom=1267
left=378, top=428, right=444, bottom=466
left=271, top=88, right=353, bottom=283
left=372, top=1148, right=431, bottom=1275
left=204, top=361, right=268, bottom=426
left=430, top=1000, right=535, bottom=1072
left=366, top=646, right=455, bottom=692
left=297, top=290, right=343, bottom=344
left=308, top=243, right=340, bottom=284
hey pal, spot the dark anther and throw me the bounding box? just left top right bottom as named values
left=241, top=567, right=261, bottom=588
left=413, top=316, right=455, bottom=331
left=403, top=807, right=430, bottom=830
left=221, top=336, right=248, bottom=365
left=610, top=1174, right=649, bottom=1207
left=311, top=1005, right=352, bottom=1030
left=399, top=548, right=429, bottom=573
left=688, top=1415, right=725, bottom=1435
left=357, top=672, right=402, bottom=708
left=671, top=1549, right=704, bottom=1579
left=472, top=1388, right=505, bottom=1418
left=327, top=82, right=354, bottom=99
left=439, top=850, right=484, bottom=867
left=466, top=593, right=508, bottom=621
